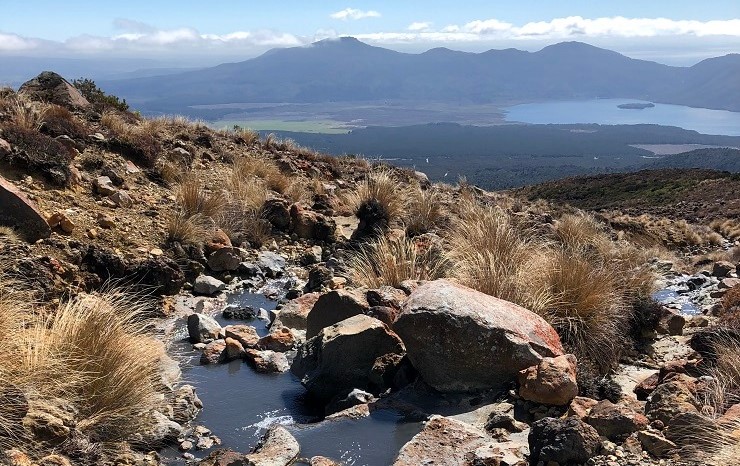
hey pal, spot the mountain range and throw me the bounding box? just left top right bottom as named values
left=99, top=37, right=740, bottom=113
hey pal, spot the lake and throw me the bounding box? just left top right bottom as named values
left=505, top=99, right=740, bottom=136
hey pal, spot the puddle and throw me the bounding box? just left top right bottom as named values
left=163, top=290, right=421, bottom=465
left=652, top=288, right=701, bottom=316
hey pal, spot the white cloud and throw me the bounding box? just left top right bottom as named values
left=0, top=32, right=39, bottom=51
left=408, top=22, right=432, bottom=32
left=330, top=8, right=381, bottom=21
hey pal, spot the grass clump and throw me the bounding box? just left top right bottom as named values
left=347, top=235, right=447, bottom=288
left=344, top=167, right=408, bottom=231
left=405, top=188, right=442, bottom=236
left=0, top=123, right=75, bottom=185
left=101, top=111, right=162, bottom=167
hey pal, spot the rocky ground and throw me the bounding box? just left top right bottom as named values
left=2, top=72, right=740, bottom=466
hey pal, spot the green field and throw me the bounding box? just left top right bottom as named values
left=209, top=119, right=352, bottom=134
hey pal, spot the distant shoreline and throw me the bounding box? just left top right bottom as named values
left=618, top=102, right=656, bottom=110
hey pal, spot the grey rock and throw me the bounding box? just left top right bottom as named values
left=208, top=247, right=243, bottom=272
left=245, top=426, right=300, bottom=466
left=0, top=175, right=52, bottom=242
left=194, top=275, right=226, bottom=296
left=305, top=288, right=370, bottom=338
left=258, top=251, right=286, bottom=278
left=187, top=313, right=222, bottom=343
left=529, top=416, right=601, bottom=465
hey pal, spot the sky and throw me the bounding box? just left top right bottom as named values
left=2, top=1, right=740, bottom=66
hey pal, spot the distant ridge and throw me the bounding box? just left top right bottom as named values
left=99, top=37, right=740, bottom=113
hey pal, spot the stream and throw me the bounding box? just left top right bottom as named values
left=162, top=289, right=422, bottom=465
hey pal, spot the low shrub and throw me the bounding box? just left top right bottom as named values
left=39, top=104, right=87, bottom=139
left=0, top=123, right=74, bottom=185
left=72, top=78, right=129, bottom=112
left=344, top=167, right=408, bottom=229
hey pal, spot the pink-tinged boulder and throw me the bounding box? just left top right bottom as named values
left=18, top=72, right=90, bottom=109
left=586, top=400, right=649, bottom=440
left=0, top=176, right=51, bottom=241
left=306, top=288, right=370, bottom=338
left=272, top=292, right=321, bottom=331
left=289, top=203, right=336, bottom=241
left=518, top=354, right=578, bottom=406
left=393, top=279, right=564, bottom=392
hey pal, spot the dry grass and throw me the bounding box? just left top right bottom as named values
left=344, top=167, right=409, bottom=226
left=232, top=154, right=292, bottom=194
left=553, top=213, right=611, bottom=253
left=405, top=188, right=442, bottom=236
left=166, top=213, right=209, bottom=245
left=603, top=212, right=724, bottom=248
left=0, top=94, right=46, bottom=130
left=347, top=235, right=447, bottom=288
left=711, top=219, right=740, bottom=241
left=100, top=111, right=162, bottom=167
left=220, top=170, right=271, bottom=245
left=0, top=225, right=20, bottom=243
left=40, top=104, right=87, bottom=139
left=231, top=127, right=260, bottom=145
left=176, top=179, right=227, bottom=219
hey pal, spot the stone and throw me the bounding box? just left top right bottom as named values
left=187, top=313, right=222, bottom=343
left=719, top=403, right=740, bottom=425
left=367, top=305, right=399, bottom=326
left=518, top=354, right=578, bottom=406
left=263, top=198, right=292, bottom=231
left=273, top=292, right=320, bottom=331
left=634, top=372, right=660, bottom=400
left=0, top=137, right=11, bottom=156
left=4, top=449, right=34, bottom=466
left=224, top=324, right=260, bottom=348
left=47, top=212, right=75, bottom=233
left=567, top=396, right=599, bottom=420
left=108, top=190, right=133, bottom=208
left=0, top=176, right=51, bottom=241
left=0, top=384, right=28, bottom=432
left=244, top=426, right=300, bottom=466
left=208, top=247, right=242, bottom=272
left=223, top=305, right=257, bottom=320
left=18, top=72, right=90, bottom=109
left=310, top=457, right=340, bottom=466
left=645, top=380, right=699, bottom=425
left=97, top=214, right=116, bottom=229
left=307, top=265, right=333, bottom=291
left=22, top=399, right=76, bottom=446
left=664, top=411, right=718, bottom=448
left=179, top=440, right=194, bottom=451
left=637, top=430, right=677, bottom=457
left=194, top=275, right=226, bottom=296
left=196, top=436, right=215, bottom=450
left=224, top=337, right=246, bottom=361
left=245, top=349, right=290, bottom=373
left=94, top=176, right=117, bottom=196
left=292, top=314, right=405, bottom=403
left=200, top=340, right=227, bottom=365
left=258, top=251, right=286, bottom=278
left=325, top=388, right=375, bottom=415
left=306, top=288, right=370, bottom=338
left=37, top=454, right=72, bottom=466
left=528, top=416, right=601, bottom=465
left=328, top=277, right=346, bottom=289
left=657, top=306, right=686, bottom=336
left=171, top=385, right=202, bottom=424
left=131, top=410, right=183, bottom=448
left=200, top=450, right=245, bottom=466
left=394, top=279, right=564, bottom=392
left=586, top=400, right=649, bottom=441
left=258, top=327, right=297, bottom=352
left=290, top=204, right=337, bottom=241
left=300, top=245, right=323, bottom=266
left=720, top=277, right=740, bottom=290
left=712, top=261, right=735, bottom=277
left=366, top=286, right=407, bottom=309
left=206, top=229, right=232, bottom=253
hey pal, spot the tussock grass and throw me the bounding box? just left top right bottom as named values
left=40, top=104, right=87, bottom=139
left=0, top=94, right=46, bottom=130
left=347, top=235, right=447, bottom=288
left=554, top=213, right=611, bottom=253
left=405, top=188, right=442, bottom=236
left=0, top=226, right=20, bottom=243
left=344, top=167, right=408, bottom=227
left=232, top=154, right=292, bottom=194
left=166, top=213, right=209, bottom=246
left=176, top=179, right=227, bottom=219
left=220, top=175, right=271, bottom=246
left=711, top=218, right=740, bottom=241
left=604, top=212, right=723, bottom=248
left=100, top=111, right=162, bottom=167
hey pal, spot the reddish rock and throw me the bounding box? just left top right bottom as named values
left=367, top=305, right=399, bottom=326
left=258, top=327, right=297, bottom=352
left=199, top=449, right=245, bottom=466
left=245, top=349, right=290, bottom=373
left=224, top=337, right=245, bottom=361
left=657, top=306, right=686, bottom=336
left=634, top=372, right=660, bottom=400
left=273, top=292, right=321, bottom=332
left=223, top=325, right=260, bottom=348
left=205, top=229, right=232, bottom=253
left=518, top=354, right=578, bottom=406
left=306, top=288, right=370, bottom=338
left=568, top=396, right=599, bottom=420
left=0, top=176, right=51, bottom=241
left=200, top=340, right=226, bottom=365
left=394, top=279, right=563, bottom=392
left=719, top=403, right=740, bottom=426
left=645, top=381, right=700, bottom=425
left=366, top=286, right=408, bottom=309
left=586, top=400, right=649, bottom=440
left=637, top=430, right=677, bottom=457
left=290, top=203, right=336, bottom=241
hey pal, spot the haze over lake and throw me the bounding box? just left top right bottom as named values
left=504, top=99, right=740, bottom=136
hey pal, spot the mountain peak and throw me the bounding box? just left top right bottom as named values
left=310, top=36, right=366, bottom=48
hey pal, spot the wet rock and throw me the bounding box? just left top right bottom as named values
left=637, top=430, right=677, bottom=457
left=325, top=389, right=375, bottom=415
left=208, top=247, right=242, bottom=272
left=222, top=305, right=257, bottom=320
left=200, top=340, right=227, bottom=365
left=187, top=313, right=222, bottom=343
left=273, top=292, right=320, bottom=331
left=194, top=275, right=226, bottom=296
left=258, top=327, right=297, bottom=352
left=245, top=349, right=290, bottom=373
left=244, top=425, right=300, bottom=466
left=528, top=416, right=601, bottom=465
left=310, top=457, right=340, bottom=466
left=292, top=314, right=406, bottom=403
left=290, top=204, right=336, bottom=241
left=224, top=337, right=246, bottom=361
left=224, top=324, right=260, bottom=348
left=200, top=449, right=245, bottom=466
left=657, top=307, right=686, bottom=336
left=0, top=176, right=52, bottom=241
left=131, top=410, right=183, bottom=448
left=394, top=279, right=563, bottom=392
left=645, top=380, right=699, bottom=425
left=258, top=251, right=286, bottom=278
left=18, top=72, right=90, bottom=109
left=586, top=400, right=649, bottom=441
left=518, top=354, right=578, bottom=406
left=306, top=288, right=370, bottom=338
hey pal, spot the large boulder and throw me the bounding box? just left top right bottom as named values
left=18, top=72, right=90, bottom=109
left=305, top=288, right=370, bottom=338
left=290, top=204, right=336, bottom=241
left=292, top=314, right=405, bottom=403
left=529, top=416, right=601, bottom=465
left=585, top=400, right=649, bottom=441
left=394, top=280, right=563, bottom=392
left=244, top=426, right=300, bottom=466
left=187, top=313, right=222, bottom=343
left=208, top=247, right=243, bottom=272
left=0, top=176, right=51, bottom=242
left=273, top=292, right=321, bottom=331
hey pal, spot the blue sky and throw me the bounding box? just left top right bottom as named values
left=2, top=1, right=740, bottom=65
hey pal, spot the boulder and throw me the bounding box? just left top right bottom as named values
left=292, top=314, right=405, bottom=403
left=200, top=450, right=246, bottom=466
left=518, top=354, right=578, bottom=406
left=567, top=396, right=599, bottom=420
left=245, top=349, right=290, bottom=373
left=263, top=198, right=292, bottom=231
left=657, top=307, right=686, bottom=336
left=305, top=288, right=370, bottom=339
left=208, top=247, right=242, bottom=272
left=273, top=292, right=321, bottom=331
left=307, top=265, right=334, bottom=291
left=257, top=251, right=286, bottom=278
left=712, top=261, right=735, bottom=278
left=366, top=286, right=407, bottom=309
left=244, top=425, right=300, bottom=466
left=194, top=275, right=226, bottom=296
left=290, top=204, right=336, bottom=241
left=528, top=416, right=601, bottom=465
left=0, top=176, right=51, bottom=241
left=18, top=72, right=90, bottom=109
left=187, top=313, right=222, bottom=343
left=224, top=324, right=260, bottom=348
left=645, top=380, right=699, bottom=425
left=258, top=327, right=297, bottom=352
left=131, top=410, right=183, bottom=448
left=200, top=340, right=227, bottom=365
left=108, top=190, right=133, bottom=208
left=94, top=176, right=117, bottom=196
left=394, top=279, right=563, bottom=392
left=224, top=337, right=246, bottom=361
left=637, top=430, right=677, bottom=457
left=585, top=400, right=649, bottom=441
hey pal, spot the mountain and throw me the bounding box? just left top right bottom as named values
left=99, top=38, right=740, bottom=113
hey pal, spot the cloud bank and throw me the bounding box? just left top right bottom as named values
left=330, top=8, right=381, bottom=21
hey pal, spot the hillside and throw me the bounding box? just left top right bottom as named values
left=100, top=38, right=740, bottom=113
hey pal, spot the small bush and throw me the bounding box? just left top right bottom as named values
left=347, top=234, right=447, bottom=288
left=39, top=104, right=87, bottom=139
left=72, top=78, right=129, bottom=112
left=0, top=123, right=74, bottom=185
left=177, top=180, right=226, bottom=219
left=344, top=167, right=408, bottom=228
